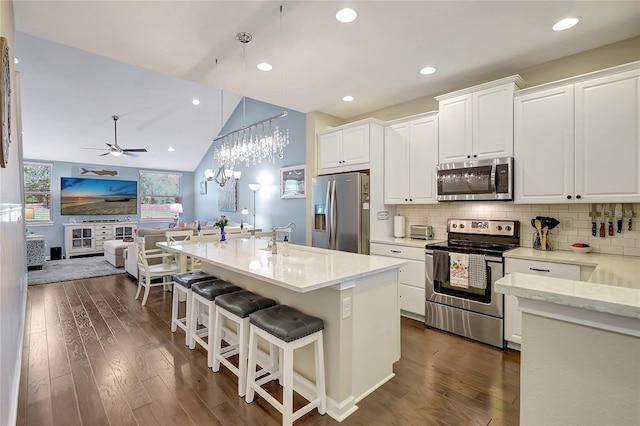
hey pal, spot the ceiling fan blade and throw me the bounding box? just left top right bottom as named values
left=122, top=151, right=140, bottom=158
left=99, top=152, right=110, bottom=156
left=106, top=143, right=113, bottom=148
left=80, top=147, right=108, bottom=151
left=122, top=148, right=147, bottom=152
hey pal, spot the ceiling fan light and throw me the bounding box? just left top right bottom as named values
left=110, top=150, right=123, bottom=157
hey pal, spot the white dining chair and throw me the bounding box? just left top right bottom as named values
left=134, top=236, right=180, bottom=306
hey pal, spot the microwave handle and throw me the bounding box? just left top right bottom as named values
left=491, top=164, right=498, bottom=192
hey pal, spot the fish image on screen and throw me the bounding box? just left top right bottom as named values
left=60, top=177, right=137, bottom=215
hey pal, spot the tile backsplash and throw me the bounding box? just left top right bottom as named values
left=395, top=202, right=640, bottom=257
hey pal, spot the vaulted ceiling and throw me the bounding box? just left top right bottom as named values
left=14, top=1, right=640, bottom=171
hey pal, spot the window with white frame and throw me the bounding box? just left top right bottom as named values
left=24, top=162, right=53, bottom=222
left=139, top=171, right=182, bottom=220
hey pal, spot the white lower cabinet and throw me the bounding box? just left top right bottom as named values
left=370, top=243, right=425, bottom=318
left=504, top=258, right=580, bottom=348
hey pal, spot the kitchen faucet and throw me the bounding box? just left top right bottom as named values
left=270, top=222, right=296, bottom=254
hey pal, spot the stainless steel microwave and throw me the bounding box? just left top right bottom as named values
left=436, top=157, right=513, bottom=201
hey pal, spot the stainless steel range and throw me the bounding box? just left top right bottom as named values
left=425, top=218, right=520, bottom=348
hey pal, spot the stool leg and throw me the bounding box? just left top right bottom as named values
left=282, top=345, right=294, bottom=426
left=188, top=292, right=198, bottom=349
left=206, top=301, right=215, bottom=368
left=212, top=306, right=223, bottom=372
left=171, top=287, right=179, bottom=333
left=237, top=317, right=249, bottom=397
left=245, top=326, right=258, bottom=403
left=315, top=333, right=327, bottom=415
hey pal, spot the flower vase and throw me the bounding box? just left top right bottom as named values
left=220, top=227, right=226, bottom=241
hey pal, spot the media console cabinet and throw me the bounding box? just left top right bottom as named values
left=63, top=222, right=137, bottom=258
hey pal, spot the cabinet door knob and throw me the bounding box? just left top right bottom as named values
left=566, top=195, right=572, bottom=199
left=576, top=195, right=582, bottom=199
left=404, top=198, right=408, bottom=201
left=409, top=198, right=413, bottom=201
left=467, top=155, right=471, bottom=159
left=473, top=154, right=477, bottom=158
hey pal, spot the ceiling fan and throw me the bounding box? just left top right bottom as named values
left=81, top=115, right=148, bottom=157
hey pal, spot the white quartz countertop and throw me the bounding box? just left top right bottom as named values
left=497, top=248, right=640, bottom=319
left=370, top=236, right=443, bottom=248
left=158, top=238, right=406, bottom=293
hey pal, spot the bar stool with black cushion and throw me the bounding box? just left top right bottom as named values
left=171, top=271, right=217, bottom=346
left=212, top=290, right=277, bottom=396
left=189, top=279, right=242, bottom=367
left=246, top=305, right=326, bottom=426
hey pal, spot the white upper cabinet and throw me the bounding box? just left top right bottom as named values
left=575, top=69, right=640, bottom=202
left=515, top=63, right=640, bottom=203
left=436, top=76, right=524, bottom=163
left=514, top=85, right=575, bottom=203
left=384, top=113, right=439, bottom=204
left=317, top=121, right=380, bottom=175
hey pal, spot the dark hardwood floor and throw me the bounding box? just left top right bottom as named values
left=17, top=274, right=520, bottom=426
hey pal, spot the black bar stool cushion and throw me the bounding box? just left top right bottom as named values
left=191, top=279, right=241, bottom=301
left=249, top=305, right=324, bottom=343
left=215, top=290, right=277, bottom=318
left=173, top=271, right=216, bottom=288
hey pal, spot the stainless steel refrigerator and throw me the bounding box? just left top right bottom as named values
left=311, top=172, right=370, bottom=254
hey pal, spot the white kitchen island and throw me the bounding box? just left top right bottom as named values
left=158, top=238, right=406, bottom=421
left=496, top=250, right=640, bottom=426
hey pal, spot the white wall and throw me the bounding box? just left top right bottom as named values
left=0, top=2, right=28, bottom=425
left=396, top=202, right=640, bottom=256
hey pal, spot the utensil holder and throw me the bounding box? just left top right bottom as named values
left=532, top=232, right=554, bottom=251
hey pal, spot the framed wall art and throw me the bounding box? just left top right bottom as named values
left=218, top=178, right=237, bottom=211
left=200, top=180, right=207, bottom=195
left=280, top=165, right=306, bottom=199
left=0, top=36, right=11, bottom=168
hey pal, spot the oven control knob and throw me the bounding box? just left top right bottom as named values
left=496, top=225, right=503, bottom=231
left=505, top=226, right=512, bottom=231
left=459, top=224, right=464, bottom=229
left=452, top=224, right=457, bottom=228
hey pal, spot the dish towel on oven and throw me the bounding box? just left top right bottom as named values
left=449, top=253, right=469, bottom=288
left=468, top=254, right=487, bottom=289
left=433, top=250, right=450, bottom=284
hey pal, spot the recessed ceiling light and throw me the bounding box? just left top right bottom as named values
left=342, top=95, right=355, bottom=102
left=257, top=62, right=273, bottom=71
left=168, top=147, right=175, bottom=152
left=14, top=57, right=18, bottom=64
left=192, top=99, right=200, bottom=105
left=420, top=66, right=437, bottom=75
left=552, top=17, right=579, bottom=31
left=336, top=8, right=357, bottom=23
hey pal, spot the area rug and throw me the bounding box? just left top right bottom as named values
left=28, top=256, right=125, bottom=285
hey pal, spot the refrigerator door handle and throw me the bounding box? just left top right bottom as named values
left=325, top=180, right=332, bottom=247
left=330, top=180, right=338, bottom=249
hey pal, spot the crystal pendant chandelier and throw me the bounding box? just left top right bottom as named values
left=210, top=26, right=289, bottom=187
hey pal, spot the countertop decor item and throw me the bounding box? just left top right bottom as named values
left=570, top=243, right=592, bottom=254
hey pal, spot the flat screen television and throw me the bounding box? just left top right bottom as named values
left=60, top=177, right=137, bottom=215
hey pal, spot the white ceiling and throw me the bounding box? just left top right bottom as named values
left=13, top=1, right=640, bottom=171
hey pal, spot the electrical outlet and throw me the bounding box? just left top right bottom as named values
left=342, top=297, right=352, bottom=319
left=562, top=218, right=573, bottom=230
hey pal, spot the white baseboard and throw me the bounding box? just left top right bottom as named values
left=7, top=286, right=28, bottom=426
